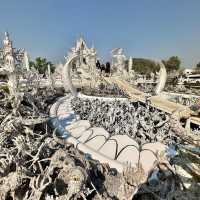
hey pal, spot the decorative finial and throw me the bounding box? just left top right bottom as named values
left=24, top=51, right=30, bottom=71
left=5, top=32, right=9, bottom=38
left=3, top=31, right=12, bottom=48
left=91, top=42, right=95, bottom=49
left=80, top=33, right=84, bottom=39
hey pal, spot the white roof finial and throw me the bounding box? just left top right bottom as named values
left=5, top=32, right=10, bottom=39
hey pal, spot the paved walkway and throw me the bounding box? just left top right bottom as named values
left=50, top=94, right=167, bottom=174
left=106, top=77, right=200, bottom=126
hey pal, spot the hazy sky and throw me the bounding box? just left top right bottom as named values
left=0, top=0, right=200, bottom=67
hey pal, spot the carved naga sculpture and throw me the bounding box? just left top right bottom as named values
left=154, top=60, right=167, bottom=95
left=62, top=53, right=79, bottom=97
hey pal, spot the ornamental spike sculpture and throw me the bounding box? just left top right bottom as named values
left=62, top=53, right=79, bottom=97
left=154, top=60, right=167, bottom=95
left=23, top=51, right=30, bottom=71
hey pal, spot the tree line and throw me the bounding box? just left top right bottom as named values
left=127, top=56, right=181, bottom=75
left=30, top=56, right=200, bottom=76
left=29, top=57, right=55, bottom=75
left=129, top=56, right=200, bottom=75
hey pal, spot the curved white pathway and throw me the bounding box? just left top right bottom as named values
left=50, top=94, right=167, bottom=174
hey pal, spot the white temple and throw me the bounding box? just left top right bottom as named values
left=65, top=36, right=97, bottom=72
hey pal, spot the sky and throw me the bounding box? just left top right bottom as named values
left=0, top=0, right=200, bottom=67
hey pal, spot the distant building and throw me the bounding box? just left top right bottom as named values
left=178, top=74, right=200, bottom=85
left=183, top=68, right=198, bottom=75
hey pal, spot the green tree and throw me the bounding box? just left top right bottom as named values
left=163, top=56, right=181, bottom=72
left=131, top=58, right=159, bottom=75
left=29, top=60, right=35, bottom=69
left=29, top=57, right=55, bottom=75
left=178, top=67, right=185, bottom=75
left=196, top=62, right=200, bottom=69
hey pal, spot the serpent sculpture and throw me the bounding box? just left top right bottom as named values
left=62, top=53, right=79, bottom=97
left=154, top=60, right=167, bottom=95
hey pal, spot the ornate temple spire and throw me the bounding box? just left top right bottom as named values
left=3, top=31, right=13, bottom=56
left=76, top=35, right=87, bottom=51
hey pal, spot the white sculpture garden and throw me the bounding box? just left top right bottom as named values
left=0, top=33, right=199, bottom=200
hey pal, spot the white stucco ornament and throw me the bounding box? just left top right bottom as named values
left=111, top=48, right=126, bottom=75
